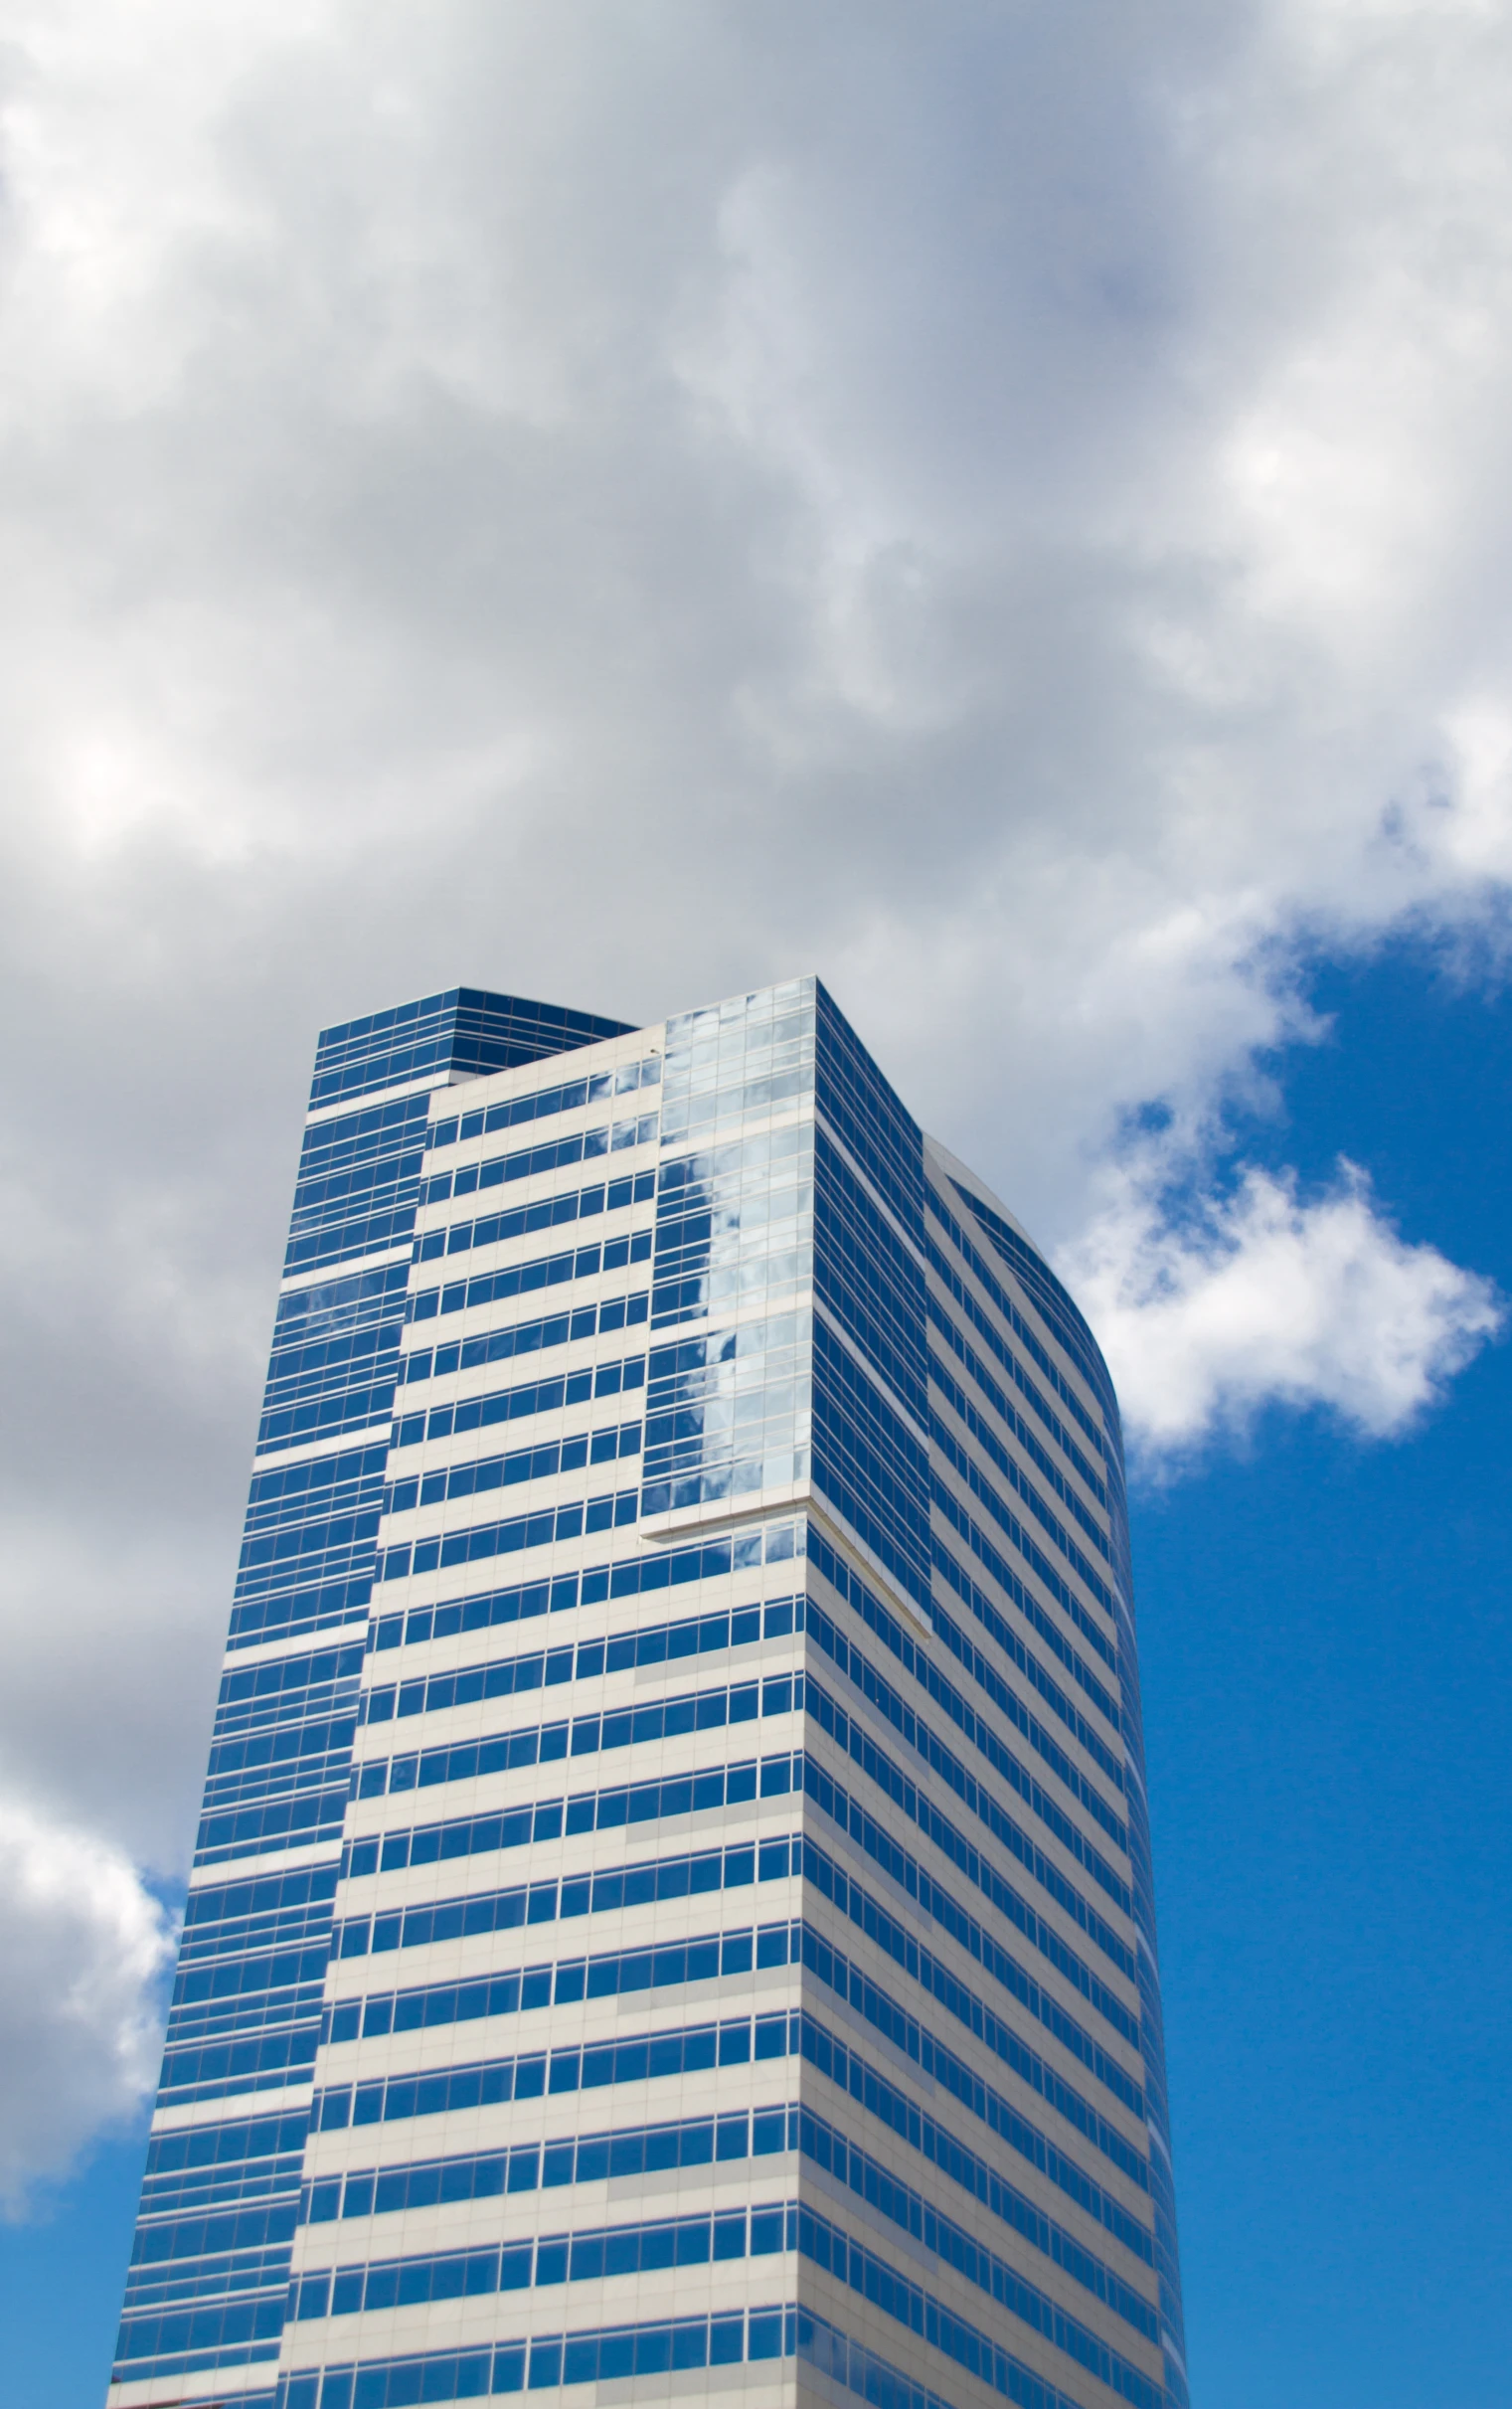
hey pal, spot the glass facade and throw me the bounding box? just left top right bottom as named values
left=108, top=978, right=1188, bottom=2409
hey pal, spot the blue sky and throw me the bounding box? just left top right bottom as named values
left=1141, top=949, right=1512, bottom=2403
left=2, top=9, right=1512, bottom=2406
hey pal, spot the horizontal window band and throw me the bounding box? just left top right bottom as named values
left=350, top=1671, right=803, bottom=1800
left=266, top=2302, right=796, bottom=2409
left=156, top=2023, right=322, bottom=2106
left=331, top=1832, right=801, bottom=1962
left=366, top=1518, right=805, bottom=1653
left=363, top=1595, right=801, bottom=1711
left=218, top=1642, right=366, bottom=1716
left=407, top=1230, right=652, bottom=1324
left=417, top=1168, right=655, bottom=1262
left=326, top=1917, right=800, bottom=2045
left=227, top=1577, right=375, bottom=1649
left=283, top=1207, right=420, bottom=1281
left=398, top=1291, right=649, bottom=1387
left=145, top=2110, right=310, bottom=2181
left=246, top=1444, right=389, bottom=1523
left=257, top=1380, right=402, bottom=1456
left=389, top=1351, right=644, bottom=1451
left=412, top=1117, right=661, bottom=1227
left=288, top=2199, right=797, bottom=2323
left=311, top=2009, right=793, bottom=2133
left=302, top=2104, right=794, bottom=2225
left=238, top=1515, right=382, bottom=1584
left=194, top=1793, right=350, bottom=1865
left=375, top=1486, right=640, bottom=1583
left=379, top=1420, right=640, bottom=1520
left=344, top=1750, right=799, bottom=1876
left=427, top=1071, right=660, bottom=1159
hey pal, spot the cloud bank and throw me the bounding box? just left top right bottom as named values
left=1, top=0, right=1511, bottom=2193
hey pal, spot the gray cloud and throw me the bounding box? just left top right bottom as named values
left=2, top=0, right=1511, bottom=2194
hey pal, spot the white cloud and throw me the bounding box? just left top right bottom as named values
left=0, top=1793, right=175, bottom=2215
left=0, top=0, right=1510, bottom=2196
left=1063, top=1158, right=1505, bottom=1459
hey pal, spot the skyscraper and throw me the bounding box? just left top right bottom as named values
left=107, top=977, right=1189, bottom=2409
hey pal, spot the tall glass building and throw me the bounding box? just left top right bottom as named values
left=107, top=978, right=1188, bottom=2409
